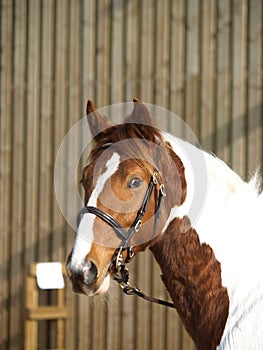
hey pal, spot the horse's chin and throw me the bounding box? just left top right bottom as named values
left=94, top=274, right=111, bottom=295
left=83, top=274, right=111, bottom=296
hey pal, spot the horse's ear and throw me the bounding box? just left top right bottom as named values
left=126, top=98, right=153, bottom=126
left=86, top=100, right=112, bottom=137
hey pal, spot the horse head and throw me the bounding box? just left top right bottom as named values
left=66, top=98, right=186, bottom=296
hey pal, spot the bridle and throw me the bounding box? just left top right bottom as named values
left=77, top=170, right=175, bottom=309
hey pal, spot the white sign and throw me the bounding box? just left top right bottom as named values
left=36, top=262, right=65, bottom=290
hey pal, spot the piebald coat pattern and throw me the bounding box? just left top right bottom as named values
left=67, top=99, right=263, bottom=350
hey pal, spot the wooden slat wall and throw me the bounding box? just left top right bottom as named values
left=0, top=1, right=262, bottom=349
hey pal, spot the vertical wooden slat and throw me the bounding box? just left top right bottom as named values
left=95, top=0, right=111, bottom=106
left=134, top=253, right=152, bottom=349
left=25, top=272, right=38, bottom=349
left=119, top=261, right=136, bottom=350
left=231, top=0, right=248, bottom=176
left=185, top=0, right=201, bottom=137
left=166, top=308, right=184, bottom=350
left=247, top=0, right=263, bottom=177
left=169, top=0, right=186, bottom=120
left=153, top=0, right=170, bottom=111
left=68, top=0, right=81, bottom=127
left=38, top=0, right=55, bottom=262
left=110, top=0, right=124, bottom=104
left=150, top=262, right=167, bottom=350
left=9, top=0, right=28, bottom=347
left=0, top=1, right=13, bottom=347
left=200, top=0, right=217, bottom=151
left=123, top=0, right=139, bottom=100
left=139, top=0, right=155, bottom=102
left=24, top=0, right=41, bottom=267
left=82, top=0, right=96, bottom=106
left=57, top=285, right=66, bottom=349
left=106, top=283, right=122, bottom=350
left=91, top=301, right=107, bottom=350
left=216, top=0, right=231, bottom=163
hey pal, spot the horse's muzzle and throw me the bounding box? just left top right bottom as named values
left=66, top=257, right=98, bottom=294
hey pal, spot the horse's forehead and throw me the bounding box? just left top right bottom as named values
left=92, top=151, right=141, bottom=180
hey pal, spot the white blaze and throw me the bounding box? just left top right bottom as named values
left=70, top=153, right=121, bottom=267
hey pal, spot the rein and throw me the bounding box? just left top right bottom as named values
left=118, top=280, right=175, bottom=309
left=78, top=170, right=175, bottom=309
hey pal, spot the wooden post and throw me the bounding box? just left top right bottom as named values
left=25, top=263, right=67, bottom=349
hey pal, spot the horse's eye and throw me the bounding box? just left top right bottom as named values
left=128, top=178, right=143, bottom=189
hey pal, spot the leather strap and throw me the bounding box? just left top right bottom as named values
left=121, top=282, right=175, bottom=309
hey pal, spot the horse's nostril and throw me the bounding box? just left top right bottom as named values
left=83, top=260, right=98, bottom=286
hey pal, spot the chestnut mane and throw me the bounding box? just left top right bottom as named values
left=90, top=122, right=163, bottom=162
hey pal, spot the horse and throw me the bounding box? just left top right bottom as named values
left=66, top=98, right=263, bottom=350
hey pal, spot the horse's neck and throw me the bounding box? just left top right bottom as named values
left=155, top=132, right=263, bottom=349
left=150, top=216, right=229, bottom=350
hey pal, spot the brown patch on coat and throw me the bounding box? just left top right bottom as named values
left=150, top=216, right=229, bottom=350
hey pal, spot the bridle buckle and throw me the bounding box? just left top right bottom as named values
left=153, top=171, right=166, bottom=197
left=134, top=219, right=142, bottom=232
left=115, top=247, right=125, bottom=268
left=153, top=170, right=159, bottom=184
left=160, top=184, right=166, bottom=197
